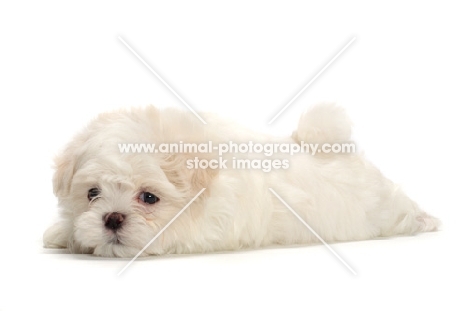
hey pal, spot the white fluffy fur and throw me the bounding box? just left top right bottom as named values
left=43, top=103, right=439, bottom=257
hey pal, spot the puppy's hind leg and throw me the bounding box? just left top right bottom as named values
left=378, top=186, right=440, bottom=237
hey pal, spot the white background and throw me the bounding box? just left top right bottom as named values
left=1, top=1, right=467, bottom=310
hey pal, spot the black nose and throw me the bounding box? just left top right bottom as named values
left=104, top=212, right=125, bottom=230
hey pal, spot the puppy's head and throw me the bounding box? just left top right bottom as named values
left=44, top=106, right=216, bottom=257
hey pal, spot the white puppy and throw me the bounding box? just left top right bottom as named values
left=43, top=103, right=439, bottom=257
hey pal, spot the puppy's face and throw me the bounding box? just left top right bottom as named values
left=64, top=153, right=186, bottom=257
left=44, top=107, right=214, bottom=257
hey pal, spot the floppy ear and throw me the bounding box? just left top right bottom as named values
left=151, top=107, right=219, bottom=194
left=46, top=146, right=80, bottom=250
left=52, top=151, right=76, bottom=197
left=160, top=153, right=218, bottom=196
left=52, top=138, right=86, bottom=197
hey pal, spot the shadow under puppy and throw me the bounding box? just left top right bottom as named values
left=44, top=103, right=440, bottom=257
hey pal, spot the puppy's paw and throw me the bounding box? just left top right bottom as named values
left=43, top=222, right=69, bottom=249
left=416, top=213, right=441, bottom=233
left=292, top=102, right=353, bottom=145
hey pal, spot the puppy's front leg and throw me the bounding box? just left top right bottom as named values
left=43, top=221, right=70, bottom=249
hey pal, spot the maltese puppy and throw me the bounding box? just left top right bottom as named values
left=44, top=103, right=439, bottom=257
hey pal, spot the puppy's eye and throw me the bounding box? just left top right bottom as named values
left=139, top=192, right=159, bottom=204
left=88, top=188, right=100, bottom=201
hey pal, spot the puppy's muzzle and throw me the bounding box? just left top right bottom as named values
left=103, top=212, right=126, bottom=231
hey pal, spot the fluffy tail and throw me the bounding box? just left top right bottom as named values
left=292, top=102, right=353, bottom=144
